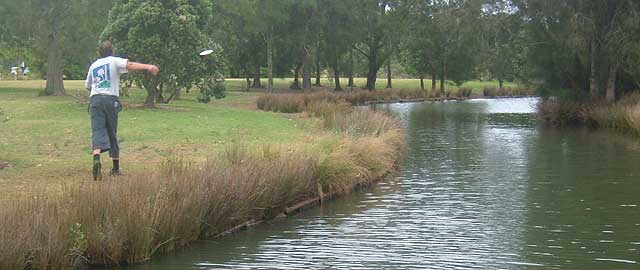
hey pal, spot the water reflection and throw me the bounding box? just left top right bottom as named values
left=127, top=98, right=640, bottom=270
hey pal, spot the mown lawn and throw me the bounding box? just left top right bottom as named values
left=0, top=80, right=317, bottom=197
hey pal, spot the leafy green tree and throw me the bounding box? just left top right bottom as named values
left=210, top=0, right=261, bottom=90
left=353, top=0, right=393, bottom=91
left=196, top=44, right=226, bottom=103
left=1, top=0, right=117, bottom=86
left=101, top=0, right=216, bottom=106
left=320, top=0, right=360, bottom=91
left=282, top=0, right=317, bottom=90
left=479, top=1, right=522, bottom=89
left=517, top=0, right=640, bottom=100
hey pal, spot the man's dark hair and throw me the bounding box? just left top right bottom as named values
left=99, top=41, right=114, bottom=58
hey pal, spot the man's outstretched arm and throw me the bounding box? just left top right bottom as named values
left=126, top=61, right=159, bottom=76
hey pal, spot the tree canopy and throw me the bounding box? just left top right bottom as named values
left=101, top=0, right=221, bottom=106
left=1, top=0, right=640, bottom=100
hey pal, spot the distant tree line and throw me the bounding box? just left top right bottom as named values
left=1, top=0, right=639, bottom=102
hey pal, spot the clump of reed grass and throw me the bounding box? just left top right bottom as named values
left=256, top=94, right=305, bottom=113
left=537, top=98, right=588, bottom=126
left=483, top=87, right=497, bottom=97
left=456, top=87, right=472, bottom=98
left=483, top=86, right=534, bottom=97
left=257, top=89, right=432, bottom=113
left=537, top=93, right=640, bottom=135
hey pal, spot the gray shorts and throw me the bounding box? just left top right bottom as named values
left=89, top=95, right=122, bottom=158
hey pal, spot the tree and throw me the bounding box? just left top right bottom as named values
left=397, top=0, right=479, bottom=93
left=480, top=1, right=522, bottom=90
left=283, top=0, right=317, bottom=90
left=33, top=0, right=69, bottom=96
left=210, top=0, right=262, bottom=90
left=1, top=0, right=118, bottom=88
left=101, top=0, right=215, bottom=107
left=396, top=0, right=434, bottom=91
left=353, top=0, right=393, bottom=91
left=320, top=0, right=360, bottom=91
left=254, top=0, right=291, bottom=92
left=516, top=0, right=640, bottom=101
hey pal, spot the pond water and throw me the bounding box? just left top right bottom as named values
left=129, top=97, right=640, bottom=269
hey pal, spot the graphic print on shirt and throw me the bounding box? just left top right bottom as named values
left=92, top=63, right=111, bottom=89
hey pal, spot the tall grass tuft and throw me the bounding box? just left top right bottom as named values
left=257, top=89, right=431, bottom=111
left=537, top=93, right=640, bottom=136
left=483, top=87, right=535, bottom=97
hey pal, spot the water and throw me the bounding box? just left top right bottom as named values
left=129, top=98, right=640, bottom=269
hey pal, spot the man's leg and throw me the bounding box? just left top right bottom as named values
left=90, top=97, right=110, bottom=180
left=105, top=98, right=121, bottom=175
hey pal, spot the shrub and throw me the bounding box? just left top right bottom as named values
left=197, top=78, right=226, bottom=103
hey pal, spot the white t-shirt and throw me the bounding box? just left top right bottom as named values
left=85, top=56, right=129, bottom=97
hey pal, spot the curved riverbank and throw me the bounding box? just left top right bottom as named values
left=0, top=87, right=404, bottom=269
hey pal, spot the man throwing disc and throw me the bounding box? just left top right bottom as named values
left=85, top=41, right=159, bottom=180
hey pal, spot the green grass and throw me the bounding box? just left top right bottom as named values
left=225, top=77, right=521, bottom=95
left=0, top=80, right=313, bottom=195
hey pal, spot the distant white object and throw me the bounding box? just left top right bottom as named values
left=199, top=49, right=213, bottom=56
left=10, top=67, right=18, bottom=75
left=23, top=67, right=30, bottom=74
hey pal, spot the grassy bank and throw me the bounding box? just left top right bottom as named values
left=537, top=93, right=640, bottom=136
left=0, top=81, right=404, bottom=269
left=0, top=81, right=304, bottom=198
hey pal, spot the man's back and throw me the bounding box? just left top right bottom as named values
left=86, top=56, right=128, bottom=97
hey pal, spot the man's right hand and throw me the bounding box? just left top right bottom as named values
left=148, top=65, right=159, bottom=76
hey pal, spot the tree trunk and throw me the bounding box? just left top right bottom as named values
left=440, top=61, right=446, bottom=94
left=365, top=46, right=377, bottom=91
left=431, top=65, right=437, bottom=92
left=143, top=79, right=159, bottom=107
left=314, top=40, right=321, bottom=86
left=498, top=79, right=504, bottom=90
left=242, top=65, right=251, bottom=91
left=605, top=61, right=618, bottom=102
left=333, top=67, right=342, bottom=91
left=386, top=59, right=392, bottom=89
left=419, top=71, right=425, bottom=91
left=173, top=88, right=181, bottom=100
left=44, top=21, right=65, bottom=96
left=291, top=63, right=302, bottom=90
left=302, top=46, right=312, bottom=89
left=156, top=82, right=165, bottom=103
left=144, top=90, right=157, bottom=107
left=348, top=49, right=354, bottom=87
left=266, top=30, right=273, bottom=93
left=251, top=65, right=261, bottom=88
left=589, top=39, right=599, bottom=99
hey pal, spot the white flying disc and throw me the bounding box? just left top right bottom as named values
left=199, top=49, right=213, bottom=56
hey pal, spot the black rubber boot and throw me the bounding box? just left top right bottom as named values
left=109, top=168, right=121, bottom=176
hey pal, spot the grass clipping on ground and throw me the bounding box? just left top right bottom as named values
left=0, top=94, right=404, bottom=269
